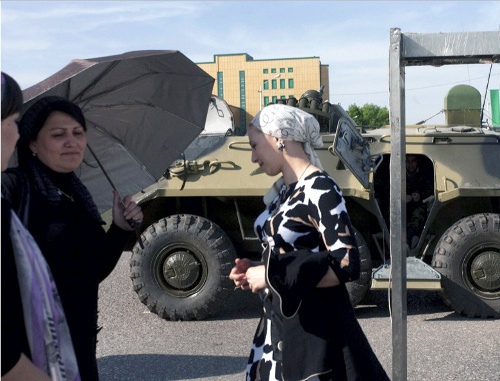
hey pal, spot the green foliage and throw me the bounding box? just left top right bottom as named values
left=347, top=103, right=389, bottom=127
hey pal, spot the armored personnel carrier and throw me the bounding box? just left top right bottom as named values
left=127, top=85, right=499, bottom=320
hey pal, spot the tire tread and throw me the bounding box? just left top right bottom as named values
left=432, top=213, right=500, bottom=318
left=129, top=214, right=236, bottom=321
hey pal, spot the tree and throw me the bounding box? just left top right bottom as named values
left=347, top=103, right=389, bottom=127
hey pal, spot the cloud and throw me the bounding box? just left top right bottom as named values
left=2, top=0, right=498, bottom=125
left=1, top=1, right=202, bottom=45
left=2, top=1, right=200, bottom=23
left=0, top=38, right=51, bottom=51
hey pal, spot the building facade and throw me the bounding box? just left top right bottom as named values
left=197, top=53, right=329, bottom=135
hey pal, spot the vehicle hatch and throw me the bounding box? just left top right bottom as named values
left=332, top=117, right=382, bottom=189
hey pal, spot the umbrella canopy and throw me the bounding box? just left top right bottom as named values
left=21, top=50, right=215, bottom=213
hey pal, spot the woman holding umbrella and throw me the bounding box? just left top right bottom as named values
left=2, top=96, right=143, bottom=381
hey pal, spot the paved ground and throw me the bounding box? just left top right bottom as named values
left=97, top=253, right=500, bottom=381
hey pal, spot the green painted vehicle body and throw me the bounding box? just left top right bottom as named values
left=128, top=91, right=500, bottom=321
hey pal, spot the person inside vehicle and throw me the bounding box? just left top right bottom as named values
left=406, top=154, right=433, bottom=249
left=229, top=104, right=389, bottom=381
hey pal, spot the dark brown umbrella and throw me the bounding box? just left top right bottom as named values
left=21, top=50, right=214, bottom=213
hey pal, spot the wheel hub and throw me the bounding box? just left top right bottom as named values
left=162, top=251, right=201, bottom=290
left=469, top=250, right=500, bottom=292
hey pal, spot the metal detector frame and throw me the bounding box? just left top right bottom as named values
left=388, top=28, right=500, bottom=381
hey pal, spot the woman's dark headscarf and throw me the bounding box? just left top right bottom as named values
left=1, top=72, right=23, bottom=121
left=17, top=96, right=87, bottom=167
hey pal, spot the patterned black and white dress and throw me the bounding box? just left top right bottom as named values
left=246, top=170, right=389, bottom=381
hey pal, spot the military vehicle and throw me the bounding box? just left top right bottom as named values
left=126, top=84, right=499, bottom=321
left=127, top=30, right=500, bottom=321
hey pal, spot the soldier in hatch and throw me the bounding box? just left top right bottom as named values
left=406, top=154, right=433, bottom=248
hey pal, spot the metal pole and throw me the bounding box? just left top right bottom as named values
left=389, top=27, right=407, bottom=381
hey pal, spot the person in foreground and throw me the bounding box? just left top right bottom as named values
left=1, top=74, right=80, bottom=380
left=2, top=95, right=143, bottom=381
left=230, top=104, right=390, bottom=381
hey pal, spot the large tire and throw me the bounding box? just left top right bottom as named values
left=129, top=214, right=236, bottom=320
left=432, top=213, right=500, bottom=318
left=346, top=228, right=372, bottom=306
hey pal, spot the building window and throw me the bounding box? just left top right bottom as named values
left=271, top=68, right=277, bottom=73
left=272, top=96, right=277, bottom=103
left=217, top=72, right=223, bottom=98
left=264, top=96, right=269, bottom=106
left=280, top=95, right=286, bottom=99
left=280, top=68, right=285, bottom=73
left=272, top=79, right=277, bottom=89
left=263, top=68, right=268, bottom=74
left=239, top=71, right=246, bottom=129
left=263, top=80, right=269, bottom=90
left=288, top=68, right=293, bottom=73
left=288, top=78, right=294, bottom=89
left=280, top=79, right=285, bottom=89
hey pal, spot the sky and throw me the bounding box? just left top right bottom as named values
left=1, top=0, right=499, bottom=125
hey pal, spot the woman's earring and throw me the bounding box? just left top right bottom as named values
left=32, top=152, right=37, bottom=157
left=277, top=142, right=285, bottom=151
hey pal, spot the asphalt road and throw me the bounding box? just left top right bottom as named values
left=96, top=252, right=500, bottom=381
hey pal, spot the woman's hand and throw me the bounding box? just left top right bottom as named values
left=245, top=265, right=267, bottom=293
left=112, top=190, right=143, bottom=231
left=229, top=258, right=252, bottom=290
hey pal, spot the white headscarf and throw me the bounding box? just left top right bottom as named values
left=250, top=104, right=323, bottom=169
left=250, top=104, right=324, bottom=205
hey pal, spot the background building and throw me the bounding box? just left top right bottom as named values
left=197, top=53, right=329, bottom=135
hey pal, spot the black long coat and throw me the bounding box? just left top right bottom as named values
left=2, top=165, right=132, bottom=381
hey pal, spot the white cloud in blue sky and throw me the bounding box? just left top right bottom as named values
left=1, top=1, right=499, bottom=125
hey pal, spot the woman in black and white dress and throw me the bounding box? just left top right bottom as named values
left=230, top=104, right=389, bottom=381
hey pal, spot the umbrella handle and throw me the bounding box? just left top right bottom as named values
left=87, top=143, right=143, bottom=238
left=86, top=143, right=121, bottom=196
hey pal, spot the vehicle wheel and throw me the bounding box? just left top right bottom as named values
left=129, top=214, right=236, bottom=320
left=432, top=213, right=500, bottom=318
left=346, top=228, right=372, bottom=306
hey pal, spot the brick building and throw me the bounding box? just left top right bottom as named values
left=197, top=53, right=329, bottom=134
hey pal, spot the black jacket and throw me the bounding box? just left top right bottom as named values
left=2, top=164, right=132, bottom=381
left=265, top=245, right=390, bottom=381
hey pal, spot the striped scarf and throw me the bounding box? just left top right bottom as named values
left=9, top=209, right=81, bottom=381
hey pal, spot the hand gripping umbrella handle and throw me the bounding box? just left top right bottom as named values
left=86, top=144, right=143, bottom=236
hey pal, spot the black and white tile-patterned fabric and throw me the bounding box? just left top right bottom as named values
left=246, top=170, right=359, bottom=381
